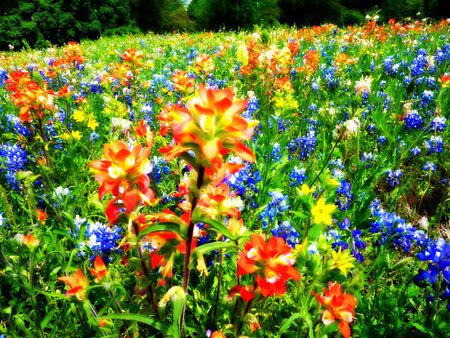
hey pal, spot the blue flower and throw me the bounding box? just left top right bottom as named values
left=335, top=179, right=352, bottom=211
left=287, top=128, right=317, bottom=160
left=289, top=166, right=307, bottom=187
left=226, top=163, right=261, bottom=196
left=386, top=169, right=403, bottom=187
left=242, top=95, right=259, bottom=120
left=259, top=191, right=289, bottom=226
left=404, top=110, right=424, bottom=130
left=0, top=142, right=28, bottom=190
left=424, top=136, right=444, bottom=154
left=430, top=116, right=446, bottom=132
left=422, top=161, right=438, bottom=173
left=271, top=221, right=299, bottom=248
left=82, top=221, right=122, bottom=261
left=271, top=143, right=283, bottom=162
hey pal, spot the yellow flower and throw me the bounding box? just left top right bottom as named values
left=328, top=177, right=340, bottom=187
left=71, top=130, right=81, bottom=141
left=311, top=197, right=336, bottom=225
left=329, top=248, right=355, bottom=276
left=299, top=183, right=315, bottom=196
left=73, top=109, right=86, bottom=122
left=60, top=132, right=71, bottom=141
left=87, top=117, right=99, bottom=130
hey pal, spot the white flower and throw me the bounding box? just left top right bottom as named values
left=344, top=117, right=361, bottom=136
left=54, top=186, right=70, bottom=199
left=355, top=76, right=373, bottom=94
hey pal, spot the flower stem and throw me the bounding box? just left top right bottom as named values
left=180, top=165, right=205, bottom=336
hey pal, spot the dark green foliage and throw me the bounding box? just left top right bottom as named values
left=0, top=0, right=140, bottom=50
left=1, top=0, right=449, bottom=50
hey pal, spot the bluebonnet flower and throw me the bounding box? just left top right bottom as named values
left=141, top=102, right=154, bottom=124
left=335, top=179, right=353, bottom=211
left=151, top=156, right=170, bottom=184
left=5, top=114, right=30, bottom=137
left=404, top=110, right=424, bottom=130
left=424, top=76, right=436, bottom=88
left=411, top=49, right=428, bottom=77
left=410, top=146, right=421, bottom=157
left=329, top=159, right=344, bottom=169
left=287, top=128, right=317, bottom=160
left=369, top=200, right=427, bottom=252
left=0, top=212, right=5, bottom=227
left=90, top=132, right=100, bottom=142
left=424, top=136, right=444, bottom=154
left=322, top=66, right=338, bottom=88
left=338, top=218, right=351, bottom=230
left=386, top=169, right=403, bottom=187
left=430, top=116, right=447, bottom=132
left=361, top=152, right=374, bottom=168
left=0, top=143, right=28, bottom=190
left=271, top=143, right=283, bottom=162
left=0, top=68, right=7, bottom=87
left=311, top=82, right=319, bottom=91
left=259, top=191, right=289, bottom=227
left=383, top=56, right=396, bottom=75
left=420, top=90, right=434, bottom=107
left=367, top=123, right=376, bottom=133
left=271, top=220, right=299, bottom=248
left=242, top=95, right=259, bottom=120
left=308, top=103, right=318, bottom=112
left=79, top=220, right=122, bottom=261
left=226, top=163, right=261, bottom=196
left=377, top=135, right=387, bottom=146
left=289, top=166, right=307, bottom=187
left=422, top=162, right=438, bottom=173
left=403, top=75, right=413, bottom=86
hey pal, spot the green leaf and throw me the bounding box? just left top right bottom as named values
left=138, top=222, right=187, bottom=240
left=40, top=310, right=56, bottom=329
left=192, top=216, right=236, bottom=240
left=279, top=312, right=301, bottom=334
left=410, top=322, right=431, bottom=334
left=307, top=223, right=322, bottom=241
left=192, top=241, right=236, bottom=257
left=102, top=313, right=170, bottom=333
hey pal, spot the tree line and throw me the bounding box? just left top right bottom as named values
left=1, top=0, right=449, bottom=51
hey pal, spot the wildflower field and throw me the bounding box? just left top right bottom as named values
left=0, top=19, right=449, bottom=337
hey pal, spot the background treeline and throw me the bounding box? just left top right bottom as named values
left=1, top=0, right=449, bottom=50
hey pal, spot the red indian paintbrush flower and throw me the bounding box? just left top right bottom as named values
left=237, top=234, right=301, bottom=297
left=58, top=269, right=89, bottom=301
left=89, top=256, right=107, bottom=282
left=159, top=85, right=258, bottom=166
left=5, top=70, right=56, bottom=122
left=313, top=282, right=357, bottom=338
left=89, top=141, right=155, bottom=223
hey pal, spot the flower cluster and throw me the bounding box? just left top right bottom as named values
left=236, top=234, right=301, bottom=297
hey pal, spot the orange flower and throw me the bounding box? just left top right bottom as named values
left=89, top=256, right=107, bottom=282
left=195, top=54, right=214, bottom=74
left=171, top=70, right=195, bottom=93
left=58, top=269, right=89, bottom=301
left=229, top=285, right=254, bottom=302
left=237, top=234, right=301, bottom=297
left=121, top=48, right=143, bottom=66
left=37, top=209, right=47, bottom=224
left=16, top=234, right=40, bottom=248
left=5, top=70, right=56, bottom=122
left=439, top=74, right=450, bottom=88
left=313, top=282, right=357, bottom=338
left=197, top=183, right=242, bottom=220
left=89, top=141, right=155, bottom=223
left=159, top=85, right=257, bottom=166
left=89, top=141, right=153, bottom=198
